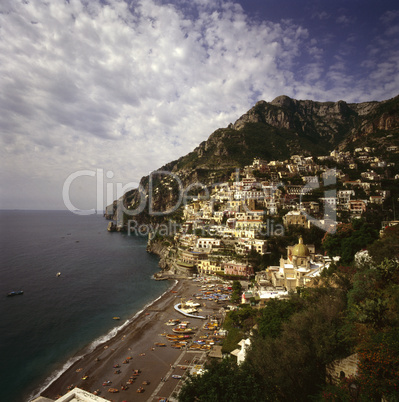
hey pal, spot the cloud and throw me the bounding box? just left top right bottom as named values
left=335, top=14, right=354, bottom=26
left=0, top=0, right=398, bottom=209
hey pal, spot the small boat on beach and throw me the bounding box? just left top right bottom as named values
left=7, top=290, right=23, bottom=297
left=166, top=334, right=191, bottom=341
left=165, top=319, right=180, bottom=326
left=172, top=327, right=194, bottom=334
left=171, top=343, right=183, bottom=349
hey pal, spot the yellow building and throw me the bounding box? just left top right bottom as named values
left=198, top=259, right=224, bottom=275
left=271, top=237, right=324, bottom=291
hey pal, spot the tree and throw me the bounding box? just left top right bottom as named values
left=257, top=297, right=303, bottom=339
left=322, top=220, right=378, bottom=264
left=230, top=280, right=243, bottom=304
left=348, top=259, right=399, bottom=329
left=246, top=293, right=348, bottom=401
left=368, top=224, right=399, bottom=264
left=357, top=328, right=399, bottom=400
left=178, top=356, right=264, bottom=402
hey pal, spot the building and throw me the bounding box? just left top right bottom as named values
left=196, top=237, right=221, bottom=249
left=348, top=200, right=367, bottom=217
left=235, top=238, right=267, bottom=255
left=270, top=237, right=326, bottom=291
left=326, top=354, right=360, bottom=385
left=223, top=261, right=254, bottom=277
left=197, top=259, right=224, bottom=275
left=283, top=210, right=310, bottom=228
left=231, top=338, right=251, bottom=365
left=179, top=249, right=208, bottom=265
left=32, top=388, right=108, bottom=402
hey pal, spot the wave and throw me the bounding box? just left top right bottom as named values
left=28, top=279, right=178, bottom=401
left=28, top=356, right=82, bottom=401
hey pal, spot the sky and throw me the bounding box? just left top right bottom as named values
left=1, top=0, right=398, bottom=211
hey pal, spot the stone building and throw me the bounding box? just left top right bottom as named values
left=283, top=210, right=310, bottom=228
left=326, top=353, right=359, bottom=384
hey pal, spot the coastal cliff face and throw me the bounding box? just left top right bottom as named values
left=146, top=239, right=171, bottom=271
left=110, top=94, right=399, bottom=221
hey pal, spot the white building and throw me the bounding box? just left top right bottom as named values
left=231, top=338, right=251, bottom=365
left=196, top=237, right=221, bottom=249
left=32, top=388, right=109, bottom=402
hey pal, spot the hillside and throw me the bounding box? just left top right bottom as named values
left=110, top=94, right=399, bottom=222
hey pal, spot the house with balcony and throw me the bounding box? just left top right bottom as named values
left=348, top=200, right=367, bottom=217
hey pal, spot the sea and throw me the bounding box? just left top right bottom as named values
left=0, top=210, right=171, bottom=402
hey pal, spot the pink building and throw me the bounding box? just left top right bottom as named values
left=223, top=261, right=254, bottom=277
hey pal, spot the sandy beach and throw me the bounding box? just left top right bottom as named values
left=37, top=277, right=227, bottom=402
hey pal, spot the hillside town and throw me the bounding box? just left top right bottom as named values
left=142, top=146, right=399, bottom=305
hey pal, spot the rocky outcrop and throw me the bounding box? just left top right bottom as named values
left=146, top=239, right=172, bottom=271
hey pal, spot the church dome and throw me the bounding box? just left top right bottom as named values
left=292, top=236, right=310, bottom=257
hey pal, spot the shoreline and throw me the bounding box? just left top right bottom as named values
left=29, top=278, right=180, bottom=401
left=32, top=276, right=226, bottom=402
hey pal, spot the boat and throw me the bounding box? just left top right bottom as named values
left=170, top=343, right=184, bottom=349
left=174, top=302, right=206, bottom=319
left=7, top=290, right=23, bottom=297
left=185, top=299, right=201, bottom=308
left=172, top=327, right=194, bottom=334
left=166, top=334, right=191, bottom=340
left=113, top=317, right=120, bottom=320
left=165, top=319, right=180, bottom=326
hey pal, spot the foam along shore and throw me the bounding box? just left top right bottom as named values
left=32, top=277, right=227, bottom=402
left=29, top=281, right=179, bottom=401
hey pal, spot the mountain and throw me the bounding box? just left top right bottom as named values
left=110, top=94, right=399, bottom=222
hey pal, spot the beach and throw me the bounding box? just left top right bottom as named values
left=38, top=277, right=227, bottom=402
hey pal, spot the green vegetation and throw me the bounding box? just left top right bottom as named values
left=322, top=220, right=379, bottom=264
left=230, top=280, right=243, bottom=304
left=178, top=356, right=265, bottom=402
left=368, top=224, right=399, bottom=264
left=222, top=304, right=257, bottom=353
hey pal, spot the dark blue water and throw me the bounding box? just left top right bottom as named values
left=0, top=210, right=170, bottom=402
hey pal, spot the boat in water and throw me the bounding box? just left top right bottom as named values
left=7, top=290, right=23, bottom=297
left=113, top=316, right=120, bottom=320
